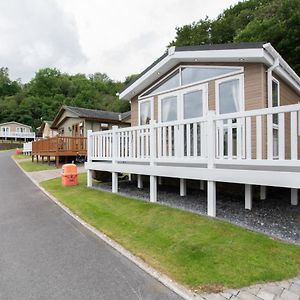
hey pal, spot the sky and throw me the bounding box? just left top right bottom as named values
left=0, top=0, right=240, bottom=83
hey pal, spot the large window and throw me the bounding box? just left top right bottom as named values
left=161, top=96, right=178, bottom=122
left=139, top=99, right=153, bottom=125
left=183, top=90, right=203, bottom=119
left=216, top=75, right=244, bottom=115
left=145, top=71, right=180, bottom=96
left=142, top=66, right=242, bottom=98
left=216, top=75, right=244, bottom=157
left=181, top=67, right=239, bottom=86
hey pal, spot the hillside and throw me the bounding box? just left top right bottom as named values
left=0, top=67, right=132, bottom=129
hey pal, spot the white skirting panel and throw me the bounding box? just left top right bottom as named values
left=85, top=161, right=300, bottom=189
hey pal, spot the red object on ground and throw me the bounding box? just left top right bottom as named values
left=61, top=164, right=78, bottom=186
left=15, top=148, right=22, bottom=155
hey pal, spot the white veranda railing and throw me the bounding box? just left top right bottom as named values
left=0, top=132, right=35, bottom=139
left=23, top=141, right=32, bottom=153
left=88, top=103, right=300, bottom=166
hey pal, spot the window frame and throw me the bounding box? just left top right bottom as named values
left=215, top=74, right=245, bottom=115
left=158, top=90, right=180, bottom=123
left=157, top=83, right=208, bottom=123
left=181, top=83, right=208, bottom=121
left=139, top=65, right=243, bottom=100
left=271, top=77, right=280, bottom=158
left=1, top=127, right=10, bottom=133
left=138, top=97, right=154, bottom=125
left=271, top=77, right=280, bottom=108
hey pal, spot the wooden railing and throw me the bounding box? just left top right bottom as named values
left=88, top=103, right=300, bottom=167
left=32, top=136, right=87, bottom=156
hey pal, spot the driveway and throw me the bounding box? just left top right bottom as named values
left=0, top=151, right=181, bottom=300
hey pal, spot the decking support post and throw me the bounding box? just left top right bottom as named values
left=87, top=170, right=93, bottom=188
left=260, top=186, right=266, bottom=200
left=207, top=181, right=216, bottom=217
left=158, top=177, right=163, bottom=185
left=200, top=180, right=205, bottom=191
left=128, top=174, right=132, bottom=181
left=112, top=172, right=118, bottom=193
left=180, top=178, right=186, bottom=196
left=245, top=184, right=253, bottom=210
left=47, top=156, right=50, bottom=165
left=150, top=175, right=157, bottom=202
left=55, top=156, right=59, bottom=168
left=207, top=111, right=216, bottom=217
left=137, top=174, right=143, bottom=189
left=291, top=188, right=298, bottom=206
left=32, top=155, right=34, bottom=162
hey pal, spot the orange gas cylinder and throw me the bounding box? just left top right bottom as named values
left=15, top=148, right=22, bottom=155
left=61, top=164, right=78, bottom=186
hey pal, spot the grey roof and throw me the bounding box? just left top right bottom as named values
left=120, top=111, right=131, bottom=120
left=65, top=106, right=130, bottom=121
left=0, top=121, right=32, bottom=128
left=51, top=106, right=131, bottom=129
left=120, top=42, right=266, bottom=93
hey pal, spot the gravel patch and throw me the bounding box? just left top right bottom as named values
left=94, top=180, right=300, bottom=245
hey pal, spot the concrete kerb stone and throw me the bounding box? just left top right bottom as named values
left=12, top=157, right=202, bottom=300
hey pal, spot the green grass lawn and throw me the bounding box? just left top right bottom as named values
left=19, top=160, right=56, bottom=172
left=41, top=174, right=300, bottom=292
left=12, top=154, right=31, bottom=160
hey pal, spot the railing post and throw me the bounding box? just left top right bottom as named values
left=207, top=111, right=216, bottom=169
left=87, top=130, right=93, bottom=187
left=150, top=120, right=156, bottom=165
left=150, top=120, right=157, bottom=202
left=112, top=126, right=118, bottom=163
left=112, top=126, right=118, bottom=193
left=87, top=130, right=93, bottom=162
left=206, top=110, right=217, bottom=217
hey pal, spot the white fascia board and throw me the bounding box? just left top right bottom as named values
left=119, top=48, right=266, bottom=101
left=274, top=66, right=300, bottom=93
left=175, top=48, right=264, bottom=60
left=263, top=43, right=300, bottom=94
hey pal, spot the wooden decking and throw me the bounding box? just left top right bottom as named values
left=32, top=136, right=87, bottom=167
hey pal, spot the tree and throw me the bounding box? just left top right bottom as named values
left=0, top=67, right=21, bottom=97
left=235, top=0, right=300, bottom=73
left=169, top=0, right=300, bottom=74
left=0, top=67, right=130, bottom=129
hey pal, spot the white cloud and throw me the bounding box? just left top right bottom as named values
left=0, top=0, right=240, bottom=82
left=0, top=0, right=86, bottom=82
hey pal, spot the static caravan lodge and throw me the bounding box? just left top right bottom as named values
left=85, top=42, right=300, bottom=217
left=32, top=106, right=131, bottom=167
left=0, top=121, right=35, bottom=141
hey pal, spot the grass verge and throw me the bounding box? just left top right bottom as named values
left=19, top=160, right=56, bottom=172
left=12, top=154, right=31, bottom=160
left=41, top=173, right=300, bottom=292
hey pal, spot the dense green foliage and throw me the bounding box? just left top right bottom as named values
left=170, top=0, right=300, bottom=74
left=0, top=68, right=131, bottom=129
